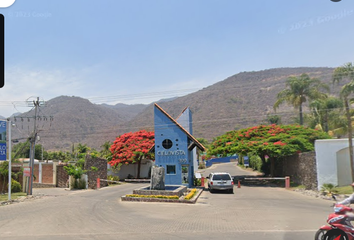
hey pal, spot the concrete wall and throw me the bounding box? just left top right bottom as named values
left=315, top=139, right=353, bottom=190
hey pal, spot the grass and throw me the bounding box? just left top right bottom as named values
left=333, top=186, right=353, bottom=195
left=290, top=184, right=306, bottom=189
left=0, top=192, right=27, bottom=201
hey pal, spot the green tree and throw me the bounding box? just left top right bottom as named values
left=333, top=62, right=354, bottom=184
left=274, top=73, right=329, bottom=125
left=308, top=97, right=343, bottom=132
left=100, top=141, right=112, bottom=161
left=0, top=161, right=9, bottom=193
left=12, top=141, right=45, bottom=160
left=266, top=114, right=282, bottom=125
left=207, top=124, right=331, bottom=176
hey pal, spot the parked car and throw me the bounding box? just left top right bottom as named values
left=207, top=172, right=234, bottom=193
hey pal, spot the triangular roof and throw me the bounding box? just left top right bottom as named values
left=153, top=103, right=205, bottom=152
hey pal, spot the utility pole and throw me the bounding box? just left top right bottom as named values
left=28, top=97, right=40, bottom=195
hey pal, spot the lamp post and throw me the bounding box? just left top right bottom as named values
left=7, top=119, right=11, bottom=201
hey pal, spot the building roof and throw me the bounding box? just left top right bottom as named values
left=153, top=103, right=205, bottom=152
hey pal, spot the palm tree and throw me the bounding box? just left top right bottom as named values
left=333, top=62, right=354, bottom=184
left=100, top=141, right=112, bottom=160
left=274, top=73, right=329, bottom=125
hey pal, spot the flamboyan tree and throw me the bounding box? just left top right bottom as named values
left=207, top=124, right=331, bottom=176
left=109, top=130, right=155, bottom=179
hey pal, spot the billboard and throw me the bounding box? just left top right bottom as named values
left=0, top=120, right=6, bottom=160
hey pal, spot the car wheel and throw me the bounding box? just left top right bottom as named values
left=230, top=188, right=234, bottom=194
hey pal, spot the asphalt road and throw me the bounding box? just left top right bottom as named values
left=0, top=163, right=334, bottom=240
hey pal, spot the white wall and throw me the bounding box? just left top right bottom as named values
left=315, top=139, right=353, bottom=190
left=107, top=159, right=153, bottom=180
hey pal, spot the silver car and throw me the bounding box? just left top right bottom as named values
left=207, top=172, right=234, bottom=193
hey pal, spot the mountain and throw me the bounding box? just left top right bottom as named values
left=124, top=67, right=338, bottom=141
left=100, top=103, right=147, bottom=121
left=11, top=96, right=146, bottom=151
left=10, top=67, right=342, bottom=151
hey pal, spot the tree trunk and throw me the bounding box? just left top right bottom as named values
left=137, top=157, right=142, bottom=179
left=299, top=104, right=303, bottom=125
left=324, top=110, right=329, bottom=133
left=345, top=98, right=354, bottom=184
left=270, top=158, right=275, bottom=177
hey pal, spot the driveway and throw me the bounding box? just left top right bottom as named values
left=0, top=163, right=333, bottom=240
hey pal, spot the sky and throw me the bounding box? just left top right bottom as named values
left=0, top=0, right=353, bottom=117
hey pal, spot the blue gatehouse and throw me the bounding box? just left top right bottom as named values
left=153, top=103, right=205, bottom=188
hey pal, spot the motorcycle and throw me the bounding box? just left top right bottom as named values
left=315, top=195, right=354, bottom=240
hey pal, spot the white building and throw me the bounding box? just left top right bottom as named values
left=315, top=139, right=354, bottom=190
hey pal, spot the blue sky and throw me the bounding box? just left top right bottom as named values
left=0, top=0, right=353, bottom=117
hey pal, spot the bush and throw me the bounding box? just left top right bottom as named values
left=321, top=183, right=338, bottom=195
left=249, top=154, right=262, bottom=172
left=194, top=178, right=201, bottom=186
left=71, top=178, right=86, bottom=189
left=107, top=175, right=120, bottom=185
left=198, top=161, right=206, bottom=169
left=8, top=179, right=22, bottom=193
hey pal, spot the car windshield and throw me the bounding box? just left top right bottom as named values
left=213, top=174, right=231, bottom=181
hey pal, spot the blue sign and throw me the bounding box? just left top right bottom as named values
left=244, top=156, right=249, bottom=167
left=0, top=120, right=6, bottom=161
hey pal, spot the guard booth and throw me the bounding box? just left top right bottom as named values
left=153, top=104, right=205, bottom=188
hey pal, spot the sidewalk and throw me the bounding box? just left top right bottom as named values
left=1, top=188, right=91, bottom=206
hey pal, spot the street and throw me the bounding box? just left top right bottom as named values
left=0, top=162, right=333, bottom=240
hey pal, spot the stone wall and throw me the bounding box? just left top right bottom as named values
left=277, top=152, right=317, bottom=190
left=85, top=155, right=107, bottom=189
left=56, top=164, right=69, bottom=188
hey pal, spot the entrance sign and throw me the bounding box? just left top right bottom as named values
left=0, top=120, right=6, bottom=160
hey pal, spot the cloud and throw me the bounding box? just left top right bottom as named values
left=0, top=0, right=15, bottom=8
left=0, top=65, right=92, bottom=117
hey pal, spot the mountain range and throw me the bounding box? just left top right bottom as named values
left=9, top=67, right=341, bottom=151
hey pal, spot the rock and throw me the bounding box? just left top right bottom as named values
left=150, top=166, right=165, bottom=190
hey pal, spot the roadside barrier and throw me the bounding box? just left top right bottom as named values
left=242, top=176, right=290, bottom=189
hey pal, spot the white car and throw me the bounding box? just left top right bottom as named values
left=207, top=172, right=234, bottom=193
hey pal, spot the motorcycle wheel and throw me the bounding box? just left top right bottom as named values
left=314, top=229, right=326, bottom=240
left=324, top=229, right=348, bottom=240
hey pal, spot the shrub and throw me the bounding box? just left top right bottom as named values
left=8, top=179, right=22, bottom=193
left=249, top=154, right=262, bottom=172
left=107, top=175, right=120, bottom=185
left=198, top=161, right=206, bottom=169
left=194, top=178, right=201, bottom=186
left=321, top=183, right=338, bottom=195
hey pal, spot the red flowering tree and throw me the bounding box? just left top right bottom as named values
left=207, top=124, right=331, bottom=176
left=109, top=130, right=155, bottom=179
